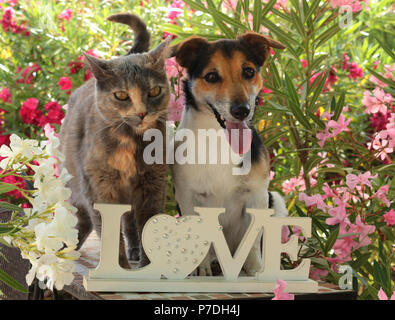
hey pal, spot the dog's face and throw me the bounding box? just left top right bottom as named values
left=172, top=32, right=285, bottom=129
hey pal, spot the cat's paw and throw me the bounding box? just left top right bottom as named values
left=127, top=247, right=140, bottom=262
left=197, top=255, right=213, bottom=276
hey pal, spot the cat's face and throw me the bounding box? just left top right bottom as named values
left=85, top=40, right=171, bottom=135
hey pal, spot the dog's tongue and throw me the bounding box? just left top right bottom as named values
left=225, top=121, right=252, bottom=155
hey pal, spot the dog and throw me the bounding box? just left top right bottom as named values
left=169, top=32, right=289, bottom=276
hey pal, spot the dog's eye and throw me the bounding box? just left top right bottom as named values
left=148, top=86, right=161, bottom=98
left=114, top=91, right=129, bottom=101
left=204, top=72, right=220, bottom=83
left=242, top=67, right=255, bottom=79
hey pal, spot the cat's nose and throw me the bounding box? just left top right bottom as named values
left=137, top=112, right=147, bottom=119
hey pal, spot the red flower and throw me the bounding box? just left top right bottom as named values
left=1, top=174, right=27, bottom=199
left=17, top=63, right=41, bottom=84
left=19, top=98, right=44, bottom=125
left=0, top=87, right=11, bottom=103
left=1, top=7, right=15, bottom=32
left=44, top=101, right=65, bottom=125
left=0, top=129, right=10, bottom=147
left=347, top=62, right=363, bottom=80
left=58, top=76, right=72, bottom=93
left=67, top=60, right=84, bottom=75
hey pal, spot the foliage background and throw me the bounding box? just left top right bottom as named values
left=0, top=0, right=394, bottom=299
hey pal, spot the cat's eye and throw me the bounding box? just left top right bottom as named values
left=242, top=67, right=255, bottom=79
left=114, top=91, right=129, bottom=101
left=148, top=86, right=161, bottom=98
left=204, top=71, right=220, bottom=83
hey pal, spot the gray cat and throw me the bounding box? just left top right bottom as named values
left=59, top=13, right=171, bottom=268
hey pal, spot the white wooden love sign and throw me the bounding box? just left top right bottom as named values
left=83, top=204, right=318, bottom=293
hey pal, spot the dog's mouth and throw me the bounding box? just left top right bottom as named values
left=207, top=102, right=252, bottom=155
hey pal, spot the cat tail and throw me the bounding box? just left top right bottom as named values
left=107, top=13, right=151, bottom=54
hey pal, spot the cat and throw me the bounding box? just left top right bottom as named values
left=59, top=13, right=171, bottom=268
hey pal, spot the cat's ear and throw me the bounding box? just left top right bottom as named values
left=83, top=53, right=114, bottom=79
left=146, top=36, right=173, bottom=69
left=170, top=36, right=208, bottom=69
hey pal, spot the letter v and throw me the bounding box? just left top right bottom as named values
left=194, top=207, right=269, bottom=280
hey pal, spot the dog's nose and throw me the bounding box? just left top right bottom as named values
left=230, top=103, right=250, bottom=120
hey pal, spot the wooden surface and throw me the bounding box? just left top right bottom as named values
left=63, top=232, right=356, bottom=300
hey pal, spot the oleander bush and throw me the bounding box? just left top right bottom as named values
left=0, top=0, right=393, bottom=299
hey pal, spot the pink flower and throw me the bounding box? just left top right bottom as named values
left=168, top=93, right=184, bottom=122
left=333, top=237, right=355, bottom=262
left=378, top=288, right=395, bottom=300
left=317, top=128, right=331, bottom=148
left=281, top=226, right=305, bottom=243
left=301, top=59, right=308, bottom=68
left=348, top=215, right=375, bottom=248
left=299, top=193, right=327, bottom=211
left=383, top=209, right=395, bottom=226
left=168, top=0, right=184, bottom=21
left=362, top=88, right=393, bottom=114
left=0, top=87, right=11, bottom=103
left=373, top=185, right=390, bottom=207
left=58, top=9, right=73, bottom=22
left=281, top=176, right=305, bottom=195
left=330, top=0, right=367, bottom=13
left=272, top=279, right=295, bottom=300
left=165, top=57, right=185, bottom=79
left=58, top=76, right=73, bottom=92
left=309, top=267, right=329, bottom=281
left=327, top=114, right=351, bottom=136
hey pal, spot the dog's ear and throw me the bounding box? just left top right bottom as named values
left=238, top=32, right=286, bottom=66
left=170, top=36, right=208, bottom=69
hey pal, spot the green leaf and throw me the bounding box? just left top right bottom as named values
left=0, top=183, right=19, bottom=194
left=314, top=24, right=341, bottom=48
left=0, top=202, right=23, bottom=213
left=371, top=31, right=395, bottom=60
left=367, top=68, right=395, bottom=88
left=284, top=72, right=300, bottom=106
left=0, top=226, right=20, bottom=234
left=308, top=72, right=328, bottom=113
left=333, top=93, right=345, bottom=121
left=350, top=252, right=371, bottom=271
left=261, top=0, right=277, bottom=19
left=324, top=226, right=339, bottom=255
left=0, top=269, right=28, bottom=293
left=264, top=131, right=288, bottom=147
left=252, top=0, right=262, bottom=32
left=261, top=19, right=300, bottom=47
left=304, top=0, right=321, bottom=22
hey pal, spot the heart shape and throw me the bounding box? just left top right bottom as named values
left=142, top=214, right=211, bottom=279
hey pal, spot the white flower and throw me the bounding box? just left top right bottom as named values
left=41, top=131, right=65, bottom=162
left=33, top=175, right=72, bottom=206
left=9, top=134, right=42, bottom=160
left=32, top=157, right=57, bottom=181
left=34, top=222, right=64, bottom=253
left=51, top=206, right=78, bottom=247
left=0, top=144, right=14, bottom=169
